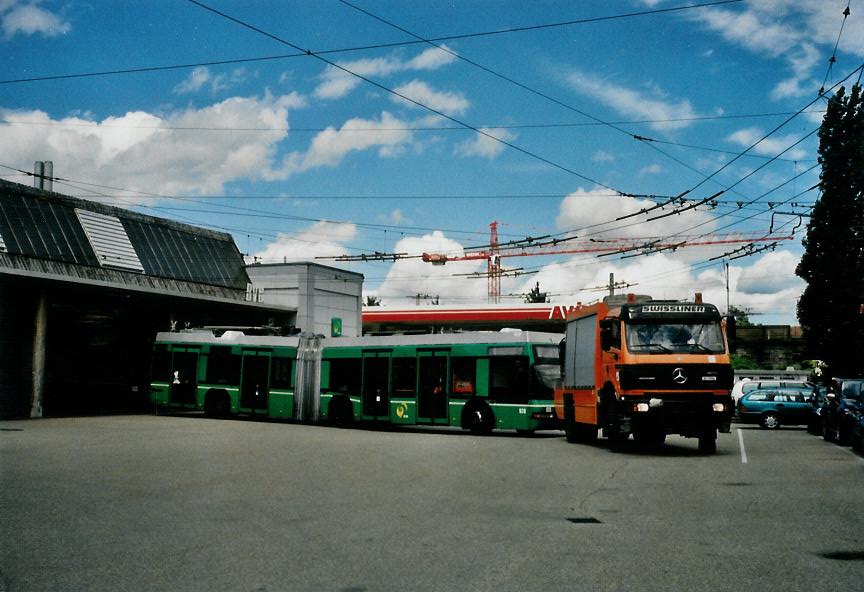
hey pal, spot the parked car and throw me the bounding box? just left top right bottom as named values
left=851, top=408, right=864, bottom=453
left=731, top=379, right=814, bottom=405
left=821, top=378, right=864, bottom=445
left=736, top=386, right=817, bottom=429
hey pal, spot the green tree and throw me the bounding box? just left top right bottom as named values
left=795, top=84, right=864, bottom=377
left=525, top=282, right=548, bottom=303
left=727, top=304, right=753, bottom=327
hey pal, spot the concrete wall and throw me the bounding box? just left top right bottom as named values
left=247, top=263, right=363, bottom=337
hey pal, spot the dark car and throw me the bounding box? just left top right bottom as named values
left=851, top=409, right=864, bottom=453
left=821, top=378, right=864, bottom=445
left=806, top=385, right=830, bottom=435
left=737, top=386, right=817, bottom=429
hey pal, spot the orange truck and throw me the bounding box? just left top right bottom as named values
left=554, top=293, right=735, bottom=453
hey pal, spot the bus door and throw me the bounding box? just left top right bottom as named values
left=240, top=350, right=271, bottom=414
left=170, top=348, right=199, bottom=407
left=418, top=350, right=449, bottom=424
left=362, top=351, right=391, bottom=419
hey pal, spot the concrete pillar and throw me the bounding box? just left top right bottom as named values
left=298, top=265, right=314, bottom=333
left=30, top=291, right=47, bottom=418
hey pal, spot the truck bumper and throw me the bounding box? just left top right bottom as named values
left=623, top=394, right=734, bottom=436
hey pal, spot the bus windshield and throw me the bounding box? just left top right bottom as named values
left=625, top=321, right=725, bottom=354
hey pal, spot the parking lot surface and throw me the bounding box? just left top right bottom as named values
left=2, top=416, right=864, bottom=591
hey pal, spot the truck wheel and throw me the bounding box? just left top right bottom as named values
left=698, top=429, right=717, bottom=454
left=759, top=412, right=781, bottom=430
left=565, top=418, right=579, bottom=443
left=566, top=419, right=597, bottom=444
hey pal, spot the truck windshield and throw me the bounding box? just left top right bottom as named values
left=625, top=321, right=725, bottom=354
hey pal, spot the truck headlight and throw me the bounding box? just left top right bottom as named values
left=712, top=403, right=726, bottom=412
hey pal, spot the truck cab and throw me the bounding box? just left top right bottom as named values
left=556, top=293, right=734, bottom=453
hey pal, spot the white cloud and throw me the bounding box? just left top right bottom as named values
left=565, top=70, right=700, bottom=131
left=407, top=45, right=458, bottom=70
left=638, top=164, right=662, bottom=177
left=0, top=91, right=305, bottom=197
left=391, top=80, right=469, bottom=116
left=314, top=45, right=457, bottom=100
left=388, top=209, right=412, bottom=225
left=251, top=221, right=357, bottom=263
left=686, top=1, right=864, bottom=101
left=592, top=150, right=615, bottom=163
left=275, top=111, right=413, bottom=177
left=174, top=67, right=212, bottom=94
left=726, top=127, right=808, bottom=161
left=173, top=66, right=249, bottom=95
left=556, top=186, right=718, bottom=243
left=454, top=127, right=515, bottom=159
left=521, top=247, right=804, bottom=324
left=2, top=1, right=70, bottom=38
left=736, top=250, right=803, bottom=294
left=376, top=231, right=487, bottom=302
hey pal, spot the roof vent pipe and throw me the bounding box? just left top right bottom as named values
left=43, top=161, right=53, bottom=192
left=34, top=161, right=44, bottom=189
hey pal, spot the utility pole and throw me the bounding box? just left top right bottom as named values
left=608, top=273, right=615, bottom=297
left=725, top=262, right=730, bottom=315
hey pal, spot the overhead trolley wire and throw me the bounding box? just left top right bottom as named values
left=338, top=0, right=754, bottom=203
left=183, top=0, right=630, bottom=197
left=0, top=0, right=744, bottom=86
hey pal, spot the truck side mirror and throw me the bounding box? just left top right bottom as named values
left=600, top=326, right=613, bottom=351
left=723, top=315, right=737, bottom=354
left=558, top=338, right=566, bottom=370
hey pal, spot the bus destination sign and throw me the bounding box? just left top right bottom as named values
left=640, top=305, right=706, bottom=313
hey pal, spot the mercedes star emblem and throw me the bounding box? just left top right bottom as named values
left=672, top=367, right=688, bottom=384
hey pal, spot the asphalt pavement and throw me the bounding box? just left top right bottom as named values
left=2, top=416, right=863, bottom=591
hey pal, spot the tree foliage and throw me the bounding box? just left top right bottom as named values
left=525, top=282, right=548, bottom=303
left=795, top=84, right=864, bottom=377
left=727, top=304, right=753, bottom=327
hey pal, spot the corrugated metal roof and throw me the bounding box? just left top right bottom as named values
left=0, top=179, right=249, bottom=291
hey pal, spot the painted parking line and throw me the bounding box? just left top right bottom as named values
left=737, top=428, right=748, bottom=464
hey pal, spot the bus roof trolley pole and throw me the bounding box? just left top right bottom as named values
left=295, top=333, right=324, bottom=423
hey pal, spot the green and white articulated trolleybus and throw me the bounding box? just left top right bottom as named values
left=150, top=329, right=563, bottom=434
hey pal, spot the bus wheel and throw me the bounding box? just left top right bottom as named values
left=698, top=429, right=717, bottom=454
left=329, top=397, right=353, bottom=428
left=205, top=390, right=230, bottom=418
left=462, top=400, right=494, bottom=435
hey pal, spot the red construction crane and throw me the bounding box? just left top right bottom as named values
left=423, top=224, right=796, bottom=303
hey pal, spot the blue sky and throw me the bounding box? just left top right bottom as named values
left=1, top=0, right=862, bottom=324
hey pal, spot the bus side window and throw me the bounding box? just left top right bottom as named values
left=205, top=346, right=241, bottom=385
left=451, top=357, right=475, bottom=395
left=271, top=357, right=294, bottom=390
left=392, top=358, right=417, bottom=395
left=489, top=356, right=529, bottom=403
left=328, top=358, right=362, bottom=394
left=172, top=351, right=199, bottom=384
